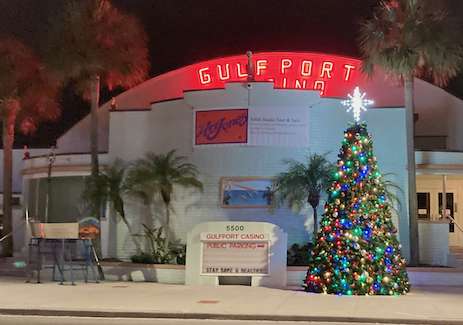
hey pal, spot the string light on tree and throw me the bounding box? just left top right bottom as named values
left=341, top=87, right=374, bottom=122
left=304, top=121, right=410, bottom=296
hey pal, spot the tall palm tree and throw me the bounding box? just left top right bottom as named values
left=44, top=0, right=150, bottom=213
left=125, top=150, right=203, bottom=243
left=359, top=0, right=463, bottom=265
left=0, top=38, right=59, bottom=256
left=274, top=154, right=333, bottom=240
left=82, top=159, right=141, bottom=252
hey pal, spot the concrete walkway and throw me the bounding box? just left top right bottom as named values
left=0, top=277, right=462, bottom=324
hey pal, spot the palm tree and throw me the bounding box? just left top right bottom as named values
left=0, top=38, right=59, bottom=256
left=274, top=154, right=333, bottom=240
left=125, top=150, right=203, bottom=243
left=82, top=159, right=141, bottom=252
left=44, top=0, right=149, bottom=210
left=359, top=0, right=463, bottom=265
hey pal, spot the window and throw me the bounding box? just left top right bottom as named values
left=417, top=192, right=430, bottom=219
left=438, top=193, right=454, bottom=233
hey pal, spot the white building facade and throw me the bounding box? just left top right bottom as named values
left=6, top=52, right=463, bottom=265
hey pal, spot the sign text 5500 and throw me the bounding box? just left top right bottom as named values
left=226, top=225, right=244, bottom=232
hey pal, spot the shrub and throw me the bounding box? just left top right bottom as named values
left=287, top=243, right=312, bottom=266
left=131, top=252, right=157, bottom=264
left=132, top=225, right=187, bottom=264
left=172, top=244, right=186, bottom=265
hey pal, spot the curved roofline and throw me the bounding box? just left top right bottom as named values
left=107, top=51, right=364, bottom=108
left=159, top=50, right=362, bottom=73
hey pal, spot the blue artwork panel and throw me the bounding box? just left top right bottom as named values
left=221, top=178, right=273, bottom=207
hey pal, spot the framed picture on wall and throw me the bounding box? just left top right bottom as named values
left=220, top=177, right=274, bottom=208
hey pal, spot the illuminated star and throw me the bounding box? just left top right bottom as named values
left=341, top=87, right=374, bottom=122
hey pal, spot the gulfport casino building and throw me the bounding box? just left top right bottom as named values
left=4, top=51, right=463, bottom=266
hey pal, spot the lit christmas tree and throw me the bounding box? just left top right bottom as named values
left=304, top=88, right=410, bottom=295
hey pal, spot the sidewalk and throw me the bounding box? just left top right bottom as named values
left=0, top=277, right=462, bottom=324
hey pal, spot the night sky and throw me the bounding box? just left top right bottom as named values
left=0, top=0, right=462, bottom=148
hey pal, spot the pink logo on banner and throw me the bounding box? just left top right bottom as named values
left=195, top=109, right=248, bottom=145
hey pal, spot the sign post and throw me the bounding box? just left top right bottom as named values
left=186, top=221, right=287, bottom=288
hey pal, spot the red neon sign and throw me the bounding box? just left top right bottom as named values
left=131, top=52, right=403, bottom=108
left=191, top=52, right=361, bottom=97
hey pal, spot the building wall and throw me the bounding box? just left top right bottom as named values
left=448, top=95, right=463, bottom=151
left=107, top=83, right=409, bottom=260
left=0, top=149, right=48, bottom=194
left=414, top=79, right=463, bottom=151
left=56, top=106, right=110, bottom=154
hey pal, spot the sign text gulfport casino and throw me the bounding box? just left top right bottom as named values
left=194, top=52, right=361, bottom=96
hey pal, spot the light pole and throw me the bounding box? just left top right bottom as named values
left=44, top=146, right=56, bottom=223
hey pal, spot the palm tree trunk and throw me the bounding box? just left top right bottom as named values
left=164, top=204, right=170, bottom=244
left=44, top=155, right=53, bottom=223
left=119, top=209, right=141, bottom=253
left=405, top=74, right=419, bottom=266
left=90, top=75, right=100, bottom=179
left=1, top=108, right=17, bottom=257
left=312, top=205, right=318, bottom=242
left=308, top=193, right=320, bottom=242
left=90, top=75, right=101, bottom=256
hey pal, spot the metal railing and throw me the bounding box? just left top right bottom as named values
left=1, top=220, right=105, bottom=281
left=0, top=219, right=26, bottom=249
left=448, top=215, right=463, bottom=234
left=0, top=231, right=12, bottom=243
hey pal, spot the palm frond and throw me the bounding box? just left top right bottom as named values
left=0, top=37, right=60, bottom=134
left=274, top=154, right=334, bottom=213
left=82, top=158, right=128, bottom=217
left=381, top=172, right=404, bottom=214
left=126, top=150, right=203, bottom=206
left=359, top=0, right=463, bottom=86
left=45, top=0, right=149, bottom=94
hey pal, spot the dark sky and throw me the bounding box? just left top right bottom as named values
left=112, top=0, right=378, bottom=75
left=0, top=0, right=462, bottom=147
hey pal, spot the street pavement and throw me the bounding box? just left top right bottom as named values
left=0, top=316, right=410, bottom=325
left=0, top=277, right=462, bottom=324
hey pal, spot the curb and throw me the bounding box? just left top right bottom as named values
left=0, top=309, right=462, bottom=325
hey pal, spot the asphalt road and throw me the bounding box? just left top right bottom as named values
left=0, top=315, right=410, bottom=325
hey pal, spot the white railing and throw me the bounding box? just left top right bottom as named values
left=24, top=152, right=109, bottom=170
left=448, top=215, right=463, bottom=234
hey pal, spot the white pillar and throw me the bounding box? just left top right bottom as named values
left=442, top=175, right=447, bottom=218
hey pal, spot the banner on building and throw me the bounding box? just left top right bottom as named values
left=194, top=109, right=248, bottom=145
left=249, top=106, right=309, bottom=147
left=194, top=107, right=309, bottom=147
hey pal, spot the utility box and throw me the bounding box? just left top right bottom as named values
left=418, top=220, right=449, bottom=266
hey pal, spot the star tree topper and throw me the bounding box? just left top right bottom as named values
left=341, top=87, right=374, bottom=122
